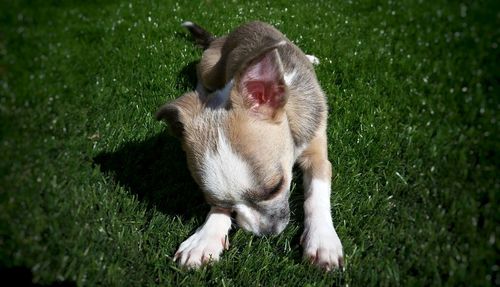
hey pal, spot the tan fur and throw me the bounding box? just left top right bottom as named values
left=199, top=22, right=288, bottom=89
left=158, top=20, right=331, bottom=215
left=155, top=91, right=203, bottom=138
left=225, top=104, right=295, bottom=195
left=298, top=123, right=332, bottom=181
left=158, top=21, right=343, bottom=269
left=159, top=92, right=291, bottom=202
left=198, top=21, right=326, bottom=146
left=198, top=37, right=227, bottom=91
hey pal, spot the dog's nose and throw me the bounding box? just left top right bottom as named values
left=260, top=210, right=289, bottom=236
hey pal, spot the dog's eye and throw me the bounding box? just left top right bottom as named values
left=265, top=177, right=284, bottom=199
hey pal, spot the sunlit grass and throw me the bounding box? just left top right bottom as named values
left=0, top=0, right=498, bottom=285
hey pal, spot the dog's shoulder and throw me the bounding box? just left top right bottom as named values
left=277, top=43, right=327, bottom=147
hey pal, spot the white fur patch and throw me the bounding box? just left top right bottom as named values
left=305, top=179, right=333, bottom=224
left=233, top=203, right=258, bottom=233
left=201, top=130, right=253, bottom=197
left=301, top=178, right=343, bottom=270
left=175, top=208, right=232, bottom=268
left=306, top=54, right=320, bottom=65
left=284, top=69, right=297, bottom=86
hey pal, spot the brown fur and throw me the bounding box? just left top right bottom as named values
left=198, top=21, right=326, bottom=146
left=198, top=37, right=227, bottom=91
left=157, top=20, right=331, bottom=235
left=224, top=103, right=294, bottom=196
left=158, top=21, right=344, bottom=270
left=298, top=123, right=332, bottom=181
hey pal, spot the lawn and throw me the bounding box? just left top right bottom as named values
left=0, top=0, right=498, bottom=286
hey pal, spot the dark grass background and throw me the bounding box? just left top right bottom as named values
left=0, top=0, right=499, bottom=286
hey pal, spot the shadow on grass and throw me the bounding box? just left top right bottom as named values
left=92, top=129, right=308, bottom=254
left=93, top=59, right=207, bottom=220
left=93, top=132, right=208, bottom=220
left=175, top=60, right=198, bottom=92
left=0, top=266, right=75, bottom=287
left=288, top=168, right=306, bottom=252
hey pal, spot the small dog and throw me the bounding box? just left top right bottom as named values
left=156, top=21, right=343, bottom=271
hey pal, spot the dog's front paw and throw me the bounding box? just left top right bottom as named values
left=301, top=223, right=344, bottom=271
left=174, top=230, right=229, bottom=269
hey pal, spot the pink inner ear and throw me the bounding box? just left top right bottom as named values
left=244, top=81, right=285, bottom=111
left=240, top=52, right=286, bottom=114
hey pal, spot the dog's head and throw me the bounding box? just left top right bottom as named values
left=157, top=48, right=296, bottom=236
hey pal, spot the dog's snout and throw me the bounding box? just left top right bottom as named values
left=260, top=207, right=290, bottom=236
left=234, top=203, right=291, bottom=236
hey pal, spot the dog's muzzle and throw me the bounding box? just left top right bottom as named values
left=234, top=203, right=290, bottom=236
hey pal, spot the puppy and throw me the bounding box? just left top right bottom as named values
left=156, top=21, right=343, bottom=271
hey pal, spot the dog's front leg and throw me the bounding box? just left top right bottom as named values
left=298, top=129, right=344, bottom=271
left=174, top=207, right=231, bottom=268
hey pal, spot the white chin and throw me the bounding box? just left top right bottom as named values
left=234, top=204, right=261, bottom=235
left=237, top=218, right=261, bottom=235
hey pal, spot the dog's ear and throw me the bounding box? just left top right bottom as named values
left=156, top=91, right=201, bottom=138
left=234, top=49, right=287, bottom=122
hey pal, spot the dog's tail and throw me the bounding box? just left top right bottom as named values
left=181, top=21, right=214, bottom=49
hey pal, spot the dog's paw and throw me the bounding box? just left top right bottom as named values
left=174, top=230, right=229, bottom=269
left=301, top=224, right=344, bottom=271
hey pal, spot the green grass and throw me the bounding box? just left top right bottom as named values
left=1, top=0, right=498, bottom=285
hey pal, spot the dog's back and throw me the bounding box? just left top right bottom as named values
left=184, top=21, right=327, bottom=146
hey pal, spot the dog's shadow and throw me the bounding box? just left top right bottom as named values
left=175, top=60, right=198, bottom=92
left=93, top=59, right=209, bottom=220
left=93, top=130, right=305, bottom=242
left=93, top=131, right=208, bottom=220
